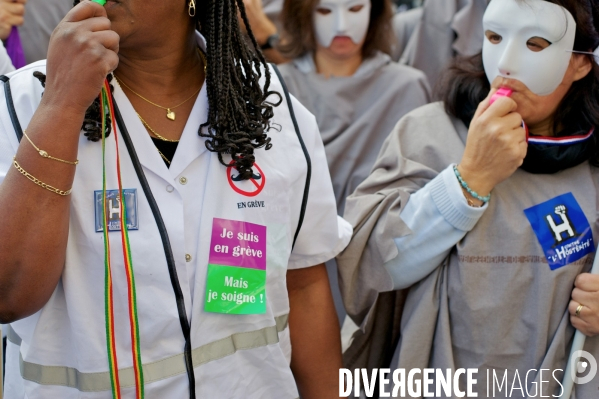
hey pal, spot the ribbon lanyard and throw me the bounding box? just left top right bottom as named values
left=100, top=79, right=145, bottom=399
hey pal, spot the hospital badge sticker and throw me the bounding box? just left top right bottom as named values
left=524, top=193, right=594, bottom=270
left=94, top=189, right=139, bottom=232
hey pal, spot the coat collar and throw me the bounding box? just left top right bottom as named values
left=111, top=31, right=210, bottom=183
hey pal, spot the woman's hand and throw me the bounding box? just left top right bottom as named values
left=0, top=0, right=27, bottom=40
left=43, top=0, right=119, bottom=117
left=458, top=92, right=527, bottom=197
left=569, top=273, right=599, bottom=337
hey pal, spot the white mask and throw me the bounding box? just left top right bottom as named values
left=314, top=0, right=371, bottom=48
left=482, top=0, right=576, bottom=96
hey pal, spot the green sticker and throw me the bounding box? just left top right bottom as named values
left=205, top=264, right=266, bottom=314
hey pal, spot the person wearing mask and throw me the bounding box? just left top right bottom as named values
left=276, top=0, right=429, bottom=335
left=278, top=0, right=430, bottom=216
left=339, top=0, right=599, bottom=394
left=0, top=0, right=351, bottom=397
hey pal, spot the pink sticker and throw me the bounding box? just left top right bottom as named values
left=209, top=218, right=267, bottom=270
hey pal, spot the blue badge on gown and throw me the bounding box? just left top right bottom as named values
left=94, top=189, right=139, bottom=232
left=524, top=193, right=594, bottom=270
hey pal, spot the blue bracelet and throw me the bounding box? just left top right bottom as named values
left=453, top=165, right=491, bottom=203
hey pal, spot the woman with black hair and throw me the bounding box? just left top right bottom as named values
left=339, top=0, right=599, bottom=395
left=0, top=0, right=351, bottom=397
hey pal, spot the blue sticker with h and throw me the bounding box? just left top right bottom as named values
left=94, top=189, right=139, bottom=232
left=524, top=193, right=594, bottom=270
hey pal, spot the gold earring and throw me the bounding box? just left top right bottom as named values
left=188, top=0, right=196, bottom=17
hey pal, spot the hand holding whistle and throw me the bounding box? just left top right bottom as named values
left=43, top=0, right=119, bottom=116
left=457, top=88, right=527, bottom=199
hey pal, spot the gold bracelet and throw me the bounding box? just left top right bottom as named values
left=23, top=130, right=79, bottom=165
left=13, top=157, right=72, bottom=196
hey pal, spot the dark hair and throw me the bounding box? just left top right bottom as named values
left=195, top=0, right=281, bottom=179
left=440, top=0, right=599, bottom=158
left=35, top=0, right=280, bottom=180
left=279, top=0, right=395, bottom=59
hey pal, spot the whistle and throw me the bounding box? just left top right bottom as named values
left=91, top=0, right=107, bottom=5
left=490, top=87, right=513, bottom=105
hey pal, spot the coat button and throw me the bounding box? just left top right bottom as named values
left=166, top=185, right=174, bottom=193
left=185, top=254, right=192, bottom=262
left=179, top=177, right=188, bottom=185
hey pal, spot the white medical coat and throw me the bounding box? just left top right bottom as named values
left=0, top=41, right=14, bottom=76
left=0, top=35, right=352, bottom=398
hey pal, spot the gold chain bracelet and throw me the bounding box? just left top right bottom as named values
left=23, top=130, right=79, bottom=165
left=13, top=157, right=72, bottom=196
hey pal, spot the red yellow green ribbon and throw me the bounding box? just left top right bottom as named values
left=100, top=79, right=145, bottom=399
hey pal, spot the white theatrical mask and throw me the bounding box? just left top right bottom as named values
left=314, top=0, right=371, bottom=48
left=482, top=0, right=576, bottom=96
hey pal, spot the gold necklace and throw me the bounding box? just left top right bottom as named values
left=137, top=112, right=180, bottom=142
left=138, top=113, right=176, bottom=165
left=114, top=50, right=206, bottom=122
left=156, top=148, right=171, bottom=165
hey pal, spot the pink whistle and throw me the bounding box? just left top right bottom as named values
left=490, top=88, right=513, bottom=105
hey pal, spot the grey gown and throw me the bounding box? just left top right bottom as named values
left=338, top=102, right=599, bottom=398
left=398, top=0, right=489, bottom=88
left=19, top=0, right=72, bottom=63
left=392, top=8, right=423, bottom=62
left=278, top=51, right=431, bottom=215
left=262, top=0, right=283, bottom=31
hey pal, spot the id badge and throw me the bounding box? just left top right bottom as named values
left=205, top=218, right=267, bottom=314
left=94, top=189, right=139, bottom=232
left=524, top=193, right=594, bottom=270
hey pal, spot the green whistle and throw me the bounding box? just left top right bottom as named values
left=91, top=0, right=107, bottom=5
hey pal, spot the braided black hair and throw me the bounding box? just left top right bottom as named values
left=34, top=0, right=280, bottom=179
left=196, top=0, right=281, bottom=179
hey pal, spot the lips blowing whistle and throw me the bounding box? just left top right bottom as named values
left=490, top=87, right=513, bottom=105
left=91, top=0, right=107, bottom=5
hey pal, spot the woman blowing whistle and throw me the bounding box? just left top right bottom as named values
left=339, top=0, right=599, bottom=396
left=0, top=0, right=352, bottom=398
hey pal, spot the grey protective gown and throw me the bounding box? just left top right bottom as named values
left=18, top=0, right=72, bottom=63
left=398, top=0, right=489, bottom=88
left=262, top=0, right=283, bottom=31
left=278, top=52, right=431, bottom=215
left=337, top=102, right=599, bottom=398
left=391, top=8, right=423, bottom=62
